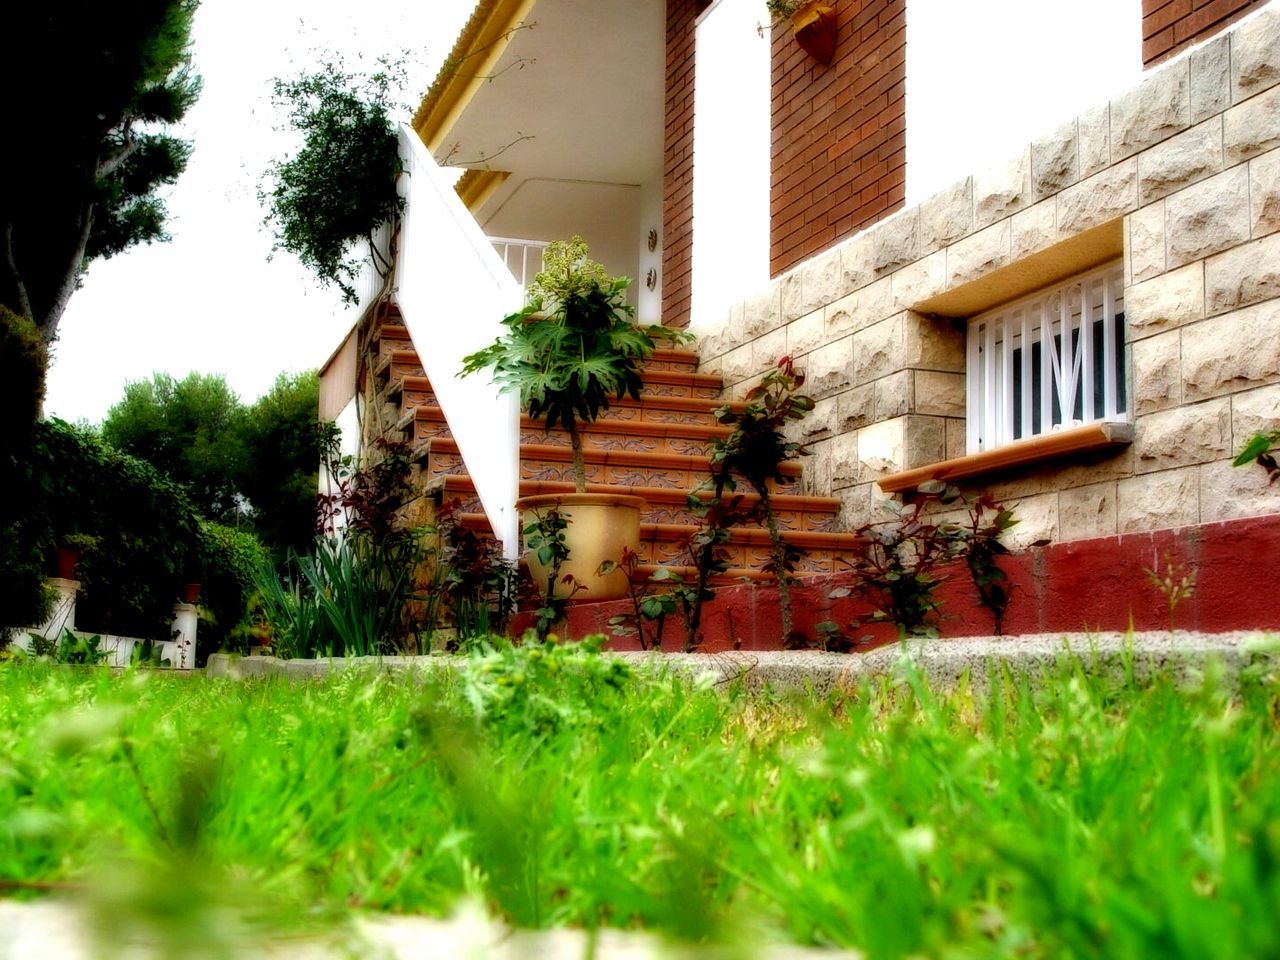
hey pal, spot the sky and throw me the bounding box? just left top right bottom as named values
left=44, top=0, right=473, bottom=426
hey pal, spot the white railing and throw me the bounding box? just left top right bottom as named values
left=967, top=261, right=1127, bottom=454
left=490, top=237, right=549, bottom=289
left=393, top=125, right=524, bottom=558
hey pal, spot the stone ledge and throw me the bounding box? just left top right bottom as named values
left=875, top=421, right=1135, bottom=494
left=205, top=631, right=1274, bottom=697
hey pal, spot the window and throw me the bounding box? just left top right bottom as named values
left=966, top=262, right=1126, bottom=454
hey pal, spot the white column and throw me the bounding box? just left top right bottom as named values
left=168, top=603, right=199, bottom=670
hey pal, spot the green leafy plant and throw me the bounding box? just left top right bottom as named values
left=1233, top=429, right=1280, bottom=485
left=462, top=236, right=693, bottom=492
left=962, top=494, right=1018, bottom=634
left=602, top=546, right=679, bottom=650
left=262, top=59, right=404, bottom=302
left=434, top=500, right=518, bottom=643
left=708, top=356, right=815, bottom=644
left=838, top=481, right=1017, bottom=640
left=523, top=507, right=584, bottom=638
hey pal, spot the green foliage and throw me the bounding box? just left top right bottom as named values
left=262, top=61, right=403, bottom=302
left=196, top=522, right=268, bottom=656
left=839, top=481, right=1017, bottom=640
left=2, top=644, right=1279, bottom=957
left=523, top=507, right=582, bottom=638
left=1234, top=429, right=1280, bottom=485
left=708, top=356, right=815, bottom=643
left=258, top=438, right=423, bottom=658
left=0, top=419, right=265, bottom=652
left=463, top=237, right=694, bottom=490
left=0, top=306, right=45, bottom=455
left=101, top=369, right=321, bottom=559
left=0, top=307, right=51, bottom=639
left=1, top=2, right=201, bottom=341
left=24, top=419, right=200, bottom=640
left=458, top=634, right=632, bottom=737
left=102, top=372, right=246, bottom=521
left=298, top=538, right=417, bottom=658
left=434, top=498, right=518, bottom=642
left=236, top=371, right=322, bottom=559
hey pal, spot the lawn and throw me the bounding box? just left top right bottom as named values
left=1, top=638, right=1278, bottom=958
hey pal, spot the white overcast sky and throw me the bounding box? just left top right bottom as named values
left=45, top=0, right=472, bottom=426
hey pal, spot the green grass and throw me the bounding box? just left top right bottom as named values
left=2, top=637, right=1279, bottom=958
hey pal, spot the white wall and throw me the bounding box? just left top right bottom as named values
left=906, top=0, right=1142, bottom=205
left=636, top=175, right=663, bottom=325
left=691, top=0, right=771, bottom=330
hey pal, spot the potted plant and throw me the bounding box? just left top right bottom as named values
left=766, top=1, right=838, bottom=65
left=463, top=237, right=693, bottom=601
left=54, top=533, right=99, bottom=581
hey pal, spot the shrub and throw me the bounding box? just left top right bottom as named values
left=197, top=521, right=269, bottom=658
left=2, top=420, right=264, bottom=653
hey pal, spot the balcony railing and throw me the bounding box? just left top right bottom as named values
left=491, top=237, right=548, bottom=290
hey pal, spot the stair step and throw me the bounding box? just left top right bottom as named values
left=374, top=324, right=699, bottom=374
left=423, top=437, right=801, bottom=492
left=407, top=405, right=734, bottom=457
left=457, top=514, right=858, bottom=573
left=432, top=475, right=840, bottom=531
left=395, top=375, right=743, bottom=429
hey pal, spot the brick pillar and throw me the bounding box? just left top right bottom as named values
left=662, top=0, right=706, bottom=329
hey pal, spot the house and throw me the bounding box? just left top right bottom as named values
left=319, top=0, right=1280, bottom=643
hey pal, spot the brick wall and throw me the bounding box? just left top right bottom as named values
left=662, top=0, right=706, bottom=329
left=770, top=0, right=906, bottom=276
left=1144, top=0, right=1269, bottom=65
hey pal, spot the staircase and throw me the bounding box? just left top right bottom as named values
left=371, top=306, right=862, bottom=584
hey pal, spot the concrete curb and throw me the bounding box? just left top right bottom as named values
left=206, top=630, right=1278, bottom=693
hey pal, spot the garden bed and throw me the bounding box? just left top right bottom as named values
left=3, top=635, right=1279, bottom=958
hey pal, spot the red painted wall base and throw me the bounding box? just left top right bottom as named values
left=513, top=513, right=1280, bottom=652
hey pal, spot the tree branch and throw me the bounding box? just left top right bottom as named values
left=3, top=222, right=35, bottom=322
left=39, top=204, right=96, bottom=344
left=96, top=122, right=139, bottom=179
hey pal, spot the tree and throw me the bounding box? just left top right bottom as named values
left=102, top=372, right=246, bottom=522
left=0, top=2, right=201, bottom=348
left=237, top=371, right=323, bottom=560
left=100, top=369, right=322, bottom=560
left=261, top=61, right=403, bottom=302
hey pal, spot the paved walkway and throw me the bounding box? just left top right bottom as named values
left=0, top=899, right=858, bottom=959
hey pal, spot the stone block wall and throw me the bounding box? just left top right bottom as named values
left=697, top=7, right=1280, bottom=549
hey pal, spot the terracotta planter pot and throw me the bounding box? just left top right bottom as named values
left=517, top=493, right=645, bottom=602
left=792, top=1, right=837, bottom=65
left=181, top=582, right=202, bottom=604
left=54, top=546, right=80, bottom=581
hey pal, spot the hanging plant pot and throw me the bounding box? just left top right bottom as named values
left=791, top=1, right=837, bottom=65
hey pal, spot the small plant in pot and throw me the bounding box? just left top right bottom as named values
left=463, top=236, right=693, bottom=601
left=54, top=533, right=99, bottom=581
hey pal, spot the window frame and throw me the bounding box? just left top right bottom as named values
left=965, top=260, right=1128, bottom=455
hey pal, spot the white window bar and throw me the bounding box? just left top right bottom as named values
left=966, top=261, right=1126, bottom=454
left=489, top=237, right=549, bottom=290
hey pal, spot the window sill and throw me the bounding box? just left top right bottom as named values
left=876, top=421, right=1134, bottom=494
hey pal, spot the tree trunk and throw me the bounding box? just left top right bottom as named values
left=37, top=205, right=96, bottom=347
left=566, top=420, right=588, bottom=493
